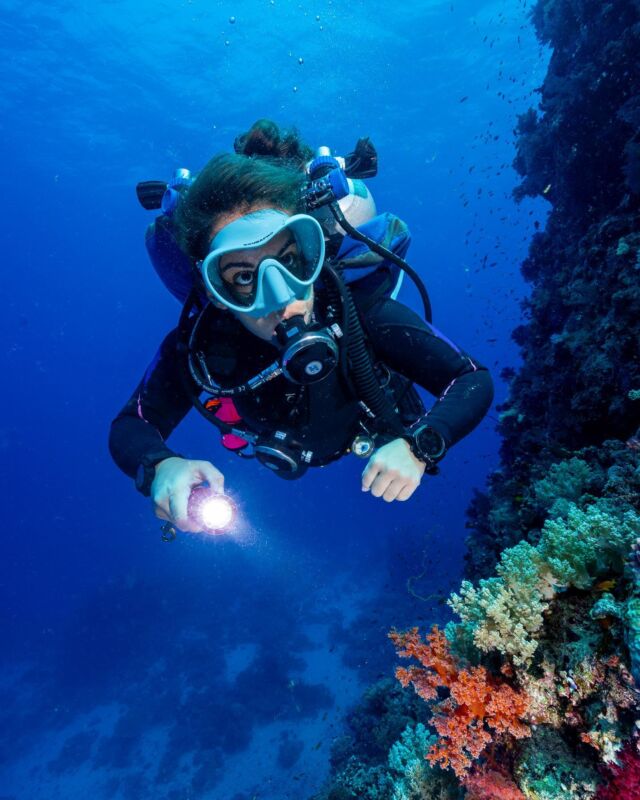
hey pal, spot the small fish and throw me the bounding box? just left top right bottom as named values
left=459, top=95, right=469, bottom=103
left=595, top=579, right=617, bottom=592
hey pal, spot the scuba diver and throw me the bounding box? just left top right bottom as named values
left=109, top=121, right=494, bottom=534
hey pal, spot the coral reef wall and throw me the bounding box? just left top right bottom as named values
left=466, top=0, right=640, bottom=577
left=311, top=3, right=640, bottom=799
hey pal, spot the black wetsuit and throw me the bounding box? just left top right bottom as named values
left=109, top=294, right=494, bottom=483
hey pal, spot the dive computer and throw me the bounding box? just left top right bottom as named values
left=405, top=423, right=447, bottom=474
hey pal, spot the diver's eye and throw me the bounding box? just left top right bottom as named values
left=233, top=270, right=255, bottom=287
left=280, top=251, right=299, bottom=270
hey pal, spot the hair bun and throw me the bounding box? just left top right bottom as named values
left=234, top=119, right=281, bottom=157
left=233, top=119, right=313, bottom=167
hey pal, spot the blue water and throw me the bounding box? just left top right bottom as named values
left=1, top=1, right=548, bottom=797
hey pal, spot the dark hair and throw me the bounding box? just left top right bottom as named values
left=174, top=152, right=307, bottom=261
left=233, top=118, right=314, bottom=168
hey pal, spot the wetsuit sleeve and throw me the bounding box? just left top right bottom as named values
left=108, top=327, right=195, bottom=478
left=361, top=297, right=494, bottom=448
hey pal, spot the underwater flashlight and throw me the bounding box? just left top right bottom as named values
left=188, top=486, right=235, bottom=534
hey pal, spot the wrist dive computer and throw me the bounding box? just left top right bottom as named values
left=404, top=423, right=447, bottom=474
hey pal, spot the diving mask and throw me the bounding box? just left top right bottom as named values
left=200, top=210, right=325, bottom=318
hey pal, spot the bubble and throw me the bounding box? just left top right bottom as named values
left=293, top=85, right=298, bottom=92
left=229, top=15, right=236, bottom=23
left=298, top=56, right=304, bottom=64
left=225, top=39, right=230, bottom=45
left=316, top=14, right=320, bottom=20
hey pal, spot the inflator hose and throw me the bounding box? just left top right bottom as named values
left=329, top=204, right=433, bottom=324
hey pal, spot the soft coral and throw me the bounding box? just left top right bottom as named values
left=463, top=767, right=526, bottom=800
left=596, top=740, right=640, bottom=799
left=389, top=626, right=531, bottom=778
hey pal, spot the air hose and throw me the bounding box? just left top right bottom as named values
left=176, top=290, right=258, bottom=452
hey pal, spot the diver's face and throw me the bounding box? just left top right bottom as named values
left=209, top=207, right=315, bottom=342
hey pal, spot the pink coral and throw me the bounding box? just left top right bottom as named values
left=596, top=740, right=640, bottom=799
left=389, top=626, right=531, bottom=778
left=463, top=767, right=526, bottom=800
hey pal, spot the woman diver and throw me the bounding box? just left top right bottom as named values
left=109, top=123, right=494, bottom=534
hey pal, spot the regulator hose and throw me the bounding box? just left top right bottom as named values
left=176, top=290, right=258, bottom=449
left=323, top=262, right=405, bottom=437
left=179, top=295, right=282, bottom=399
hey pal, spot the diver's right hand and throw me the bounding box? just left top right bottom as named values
left=151, top=457, right=225, bottom=533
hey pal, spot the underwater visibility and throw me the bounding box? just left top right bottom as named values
left=2, top=0, right=640, bottom=797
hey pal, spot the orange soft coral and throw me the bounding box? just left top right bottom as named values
left=389, top=626, right=531, bottom=778
left=389, top=625, right=458, bottom=696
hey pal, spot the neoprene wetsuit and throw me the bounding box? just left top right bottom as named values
left=109, top=293, right=494, bottom=484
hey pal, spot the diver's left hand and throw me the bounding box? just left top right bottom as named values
left=361, top=438, right=426, bottom=502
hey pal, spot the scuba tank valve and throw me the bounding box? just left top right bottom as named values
left=135, top=168, right=193, bottom=213
left=161, top=168, right=193, bottom=215
left=302, top=164, right=350, bottom=211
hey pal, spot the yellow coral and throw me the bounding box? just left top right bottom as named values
left=449, top=541, right=552, bottom=666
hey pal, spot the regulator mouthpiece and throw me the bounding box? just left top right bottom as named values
left=273, top=314, right=339, bottom=384
left=188, top=486, right=235, bottom=534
